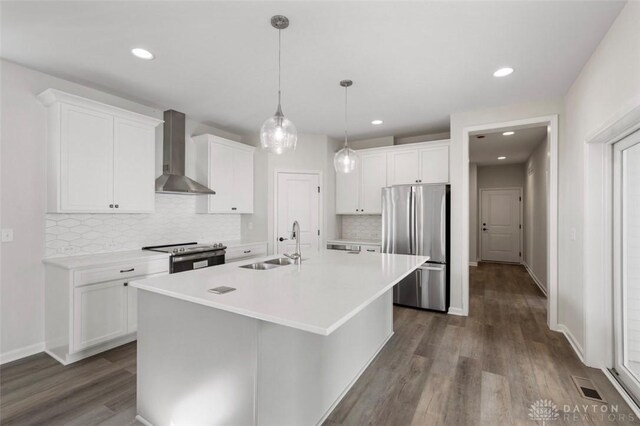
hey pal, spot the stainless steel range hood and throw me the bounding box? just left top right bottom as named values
left=155, top=110, right=215, bottom=195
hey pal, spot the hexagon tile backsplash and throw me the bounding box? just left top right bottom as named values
left=341, top=215, right=382, bottom=240
left=46, top=194, right=241, bottom=257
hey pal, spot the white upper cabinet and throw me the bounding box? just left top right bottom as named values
left=336, top=141, right=449, bottom=215
left=387, top=150, right=420, bottom=185
left=336, top=152, right=387, bottom=215
left=336, top=159, right=360, bottom=214
left=194, top=134, right=255, bottom=214
left=113, top=118, right=157, bottom=212
left=360, top=153, right=388, bottom=214
left=388, top=143, right=449, bottom=185
left=38, top=89, right=162, bottom=213
left=419, top=145, right=449, bottom=183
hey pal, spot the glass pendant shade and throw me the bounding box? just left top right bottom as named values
left=260, top=104, right=297, bottom=154
left=334, top=145, right=357, bottom=173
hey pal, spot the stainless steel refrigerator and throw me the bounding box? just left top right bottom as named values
left=382, top=184, right=450, bottom=312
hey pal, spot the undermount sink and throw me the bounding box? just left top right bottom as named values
left=264, top=257, right=295, bottom=266
left=239, top=262, right=281, bottom=270
left=239, top=257, right=300, bottom=270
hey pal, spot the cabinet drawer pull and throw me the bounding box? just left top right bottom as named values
left=243, top=250, right=252, bottom=254
left=114, top=204, right=119, bottom=208
left=109, top=204, right=114, bottom=208
left=120, top=268, right=135, bottom=273
left=367, top=249, right=375, bottom=252
left=231, top=207, right=237, bottom=211
left=123, top=282, right=129, bottom=287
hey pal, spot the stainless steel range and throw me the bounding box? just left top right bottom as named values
left=142, top=242, right=226, bottom=273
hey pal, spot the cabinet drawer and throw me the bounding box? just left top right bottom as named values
left=226, top=243, right=267, bottom=262
left=361, top=245, right=381, bottom=253
left=74, top=259, right=169, bottom=287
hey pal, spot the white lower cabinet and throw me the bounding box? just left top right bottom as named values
left=45, top=254, right=169, bottom=365
left=73, top=280, right=128, bottom=352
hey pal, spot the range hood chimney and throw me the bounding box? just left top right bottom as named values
left=155, top=110, right=215, bottom=195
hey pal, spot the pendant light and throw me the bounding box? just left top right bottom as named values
left=334, top=80, right=358, bottom=173
left=260, top=15, right=297, bottom=155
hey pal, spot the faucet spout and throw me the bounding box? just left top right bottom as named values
left=284, top=220, right=302, bottom=265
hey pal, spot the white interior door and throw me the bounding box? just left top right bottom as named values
left=480, top=188, right=521, bottom=263
left=613, top=130, right=640, bottom=401
left=276, top=172, right=320, bottom=254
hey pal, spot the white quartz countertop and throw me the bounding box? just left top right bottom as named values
left=43, top=250, right=170, bottom=270
left=131, top=250, right=428, bottom=336
left=326, top=238, right=382, bottom=246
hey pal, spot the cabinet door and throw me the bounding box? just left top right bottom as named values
left=113, top=118, right=156, bottom=212
left=336, top=165, right=360, bottom=214
left=127, top=285, right=137, bottom=334
left=360, top=153, right=387, bottom=214
left=60, top=105, right=114, bottom=212
left=419, top=146, right=449, bottom=183
left=208, top=142, right=234, bottom=213
left=232, top=148, right=254, bottom=213
left=73, top=280, right=127, bottom=352
left=387, top=150, right=420, bottom=185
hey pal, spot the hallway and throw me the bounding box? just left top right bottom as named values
left=325, top=263, right=637, bottom=425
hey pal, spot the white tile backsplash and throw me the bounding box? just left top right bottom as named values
left=341, top=215, right=382, bottom=240
left=46, top=194, right=240, bottom=257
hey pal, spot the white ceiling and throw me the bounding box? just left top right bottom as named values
left=470, top=126, right=547, bottom=166
left=1, top=1, right=625, bottom=139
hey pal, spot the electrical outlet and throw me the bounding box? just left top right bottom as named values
left=105, top=240, right=118, bottom=250
left=61, top=246, right=77, bottom=255
left=1, top=229, right=14, bottom=242
left=570, top=228, right=577, bottom=241
left=248, top=222, right=253, bottom=231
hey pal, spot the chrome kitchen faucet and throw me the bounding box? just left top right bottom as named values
left=284, top=220, right=302, bottom=265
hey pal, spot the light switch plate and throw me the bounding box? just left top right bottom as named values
left=1, top=229, right=14, bottom=242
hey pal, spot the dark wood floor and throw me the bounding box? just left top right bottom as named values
left=1, top=263, right=636, bottom=425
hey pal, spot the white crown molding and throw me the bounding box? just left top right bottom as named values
left=36, top=88, right=163, bottom=128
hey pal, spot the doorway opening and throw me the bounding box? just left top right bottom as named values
left=462, top=115, right=559, bottom=329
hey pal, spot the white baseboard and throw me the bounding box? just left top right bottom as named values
left=522, top=261, right=548, bottom=296
left=448, top=307, right=467, bottom=316
left=0, top=342, right=44, bottom=365
left=469, top=261, right=478, bottom=267
left=602, top=368, right=640, bottom=418
left=556, top=323, right=585, bottom=364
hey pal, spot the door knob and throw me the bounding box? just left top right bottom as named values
left=483, top=228, right=488, bottom=231
left=279, top=237, right=288, bottom=242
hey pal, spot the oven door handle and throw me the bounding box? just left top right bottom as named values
left=172, top=251, right=225, bottom=263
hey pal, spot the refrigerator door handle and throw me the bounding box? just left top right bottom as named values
left=409, top=187, right=415, bottom=255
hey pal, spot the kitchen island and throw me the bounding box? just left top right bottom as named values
left=131, top=249, right=428, bottom=426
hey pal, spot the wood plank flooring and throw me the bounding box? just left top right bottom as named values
left=1, top=263, right=637, bottom=425
left=325, top=263, right=638, bottom=425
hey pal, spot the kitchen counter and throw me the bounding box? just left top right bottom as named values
left=42, top=249, right=169, bottom=269
left=132, top=249, right=428, bottom=426
left=327, top=238, right=382, bottom=246
left=131, top=249, right=426, bottom=335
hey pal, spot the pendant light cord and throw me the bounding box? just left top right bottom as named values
left=278, top=29, right=282, bottom=107
left=344, top=85, right=349, bottom=148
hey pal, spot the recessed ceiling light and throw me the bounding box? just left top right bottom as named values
left=131, top=48, right=154, bottom=60
left=502, top=131, right=515, bottom=136
left=493, top=67, right=514, bottom=77
left=371, top=120, right=383, bottom=125
left=498, top=156, right=507, bottom=160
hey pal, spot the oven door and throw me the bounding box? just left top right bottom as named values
left=171, top=251, right=225, bottom=273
